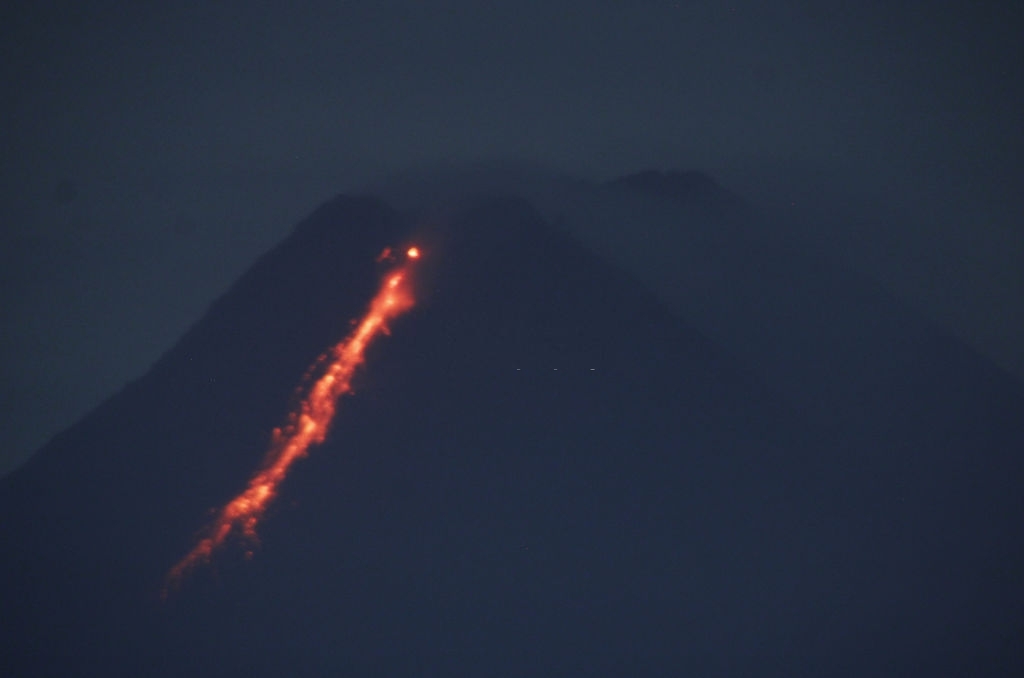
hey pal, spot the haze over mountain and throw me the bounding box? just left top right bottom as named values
left=2, top=175, right=1023, bottom=676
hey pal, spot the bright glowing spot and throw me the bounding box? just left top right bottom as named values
left=165, top=246, right=421, bottom=593
left=406, top=247, right=420, bottom=259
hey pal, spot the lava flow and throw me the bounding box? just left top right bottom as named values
left=165, top=246, right=421, bottom=590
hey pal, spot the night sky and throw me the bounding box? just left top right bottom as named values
left=2, top=0, right=1022, bottom=476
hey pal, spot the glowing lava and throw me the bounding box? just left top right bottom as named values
left=165, top=246, right=420, bottom=590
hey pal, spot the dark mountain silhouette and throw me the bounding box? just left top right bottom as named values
left=608, top=169, right=746, bottom=209
left=2, top=181, right=1023, bottom=677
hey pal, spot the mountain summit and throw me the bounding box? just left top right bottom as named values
left=608, top=168, right=745, bottom=208
left=2, top=180, right=1022, bottom=677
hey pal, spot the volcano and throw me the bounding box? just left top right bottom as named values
left=2, top=180, right=1023, bottom=677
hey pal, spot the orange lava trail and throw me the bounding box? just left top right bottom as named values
left=165, top=247, right=420, bottom=590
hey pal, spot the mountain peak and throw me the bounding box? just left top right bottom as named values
left=609, top=168, right=744, bottom=208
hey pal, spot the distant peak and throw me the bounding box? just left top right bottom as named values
left=292, top=193, right=397, bottom=236
left=608, top=169, right=744, bottom=208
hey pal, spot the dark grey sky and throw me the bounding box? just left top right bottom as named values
left=5, top=1, right=1022, bottom=187
left=2, top=0, right=1022, bottom=475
